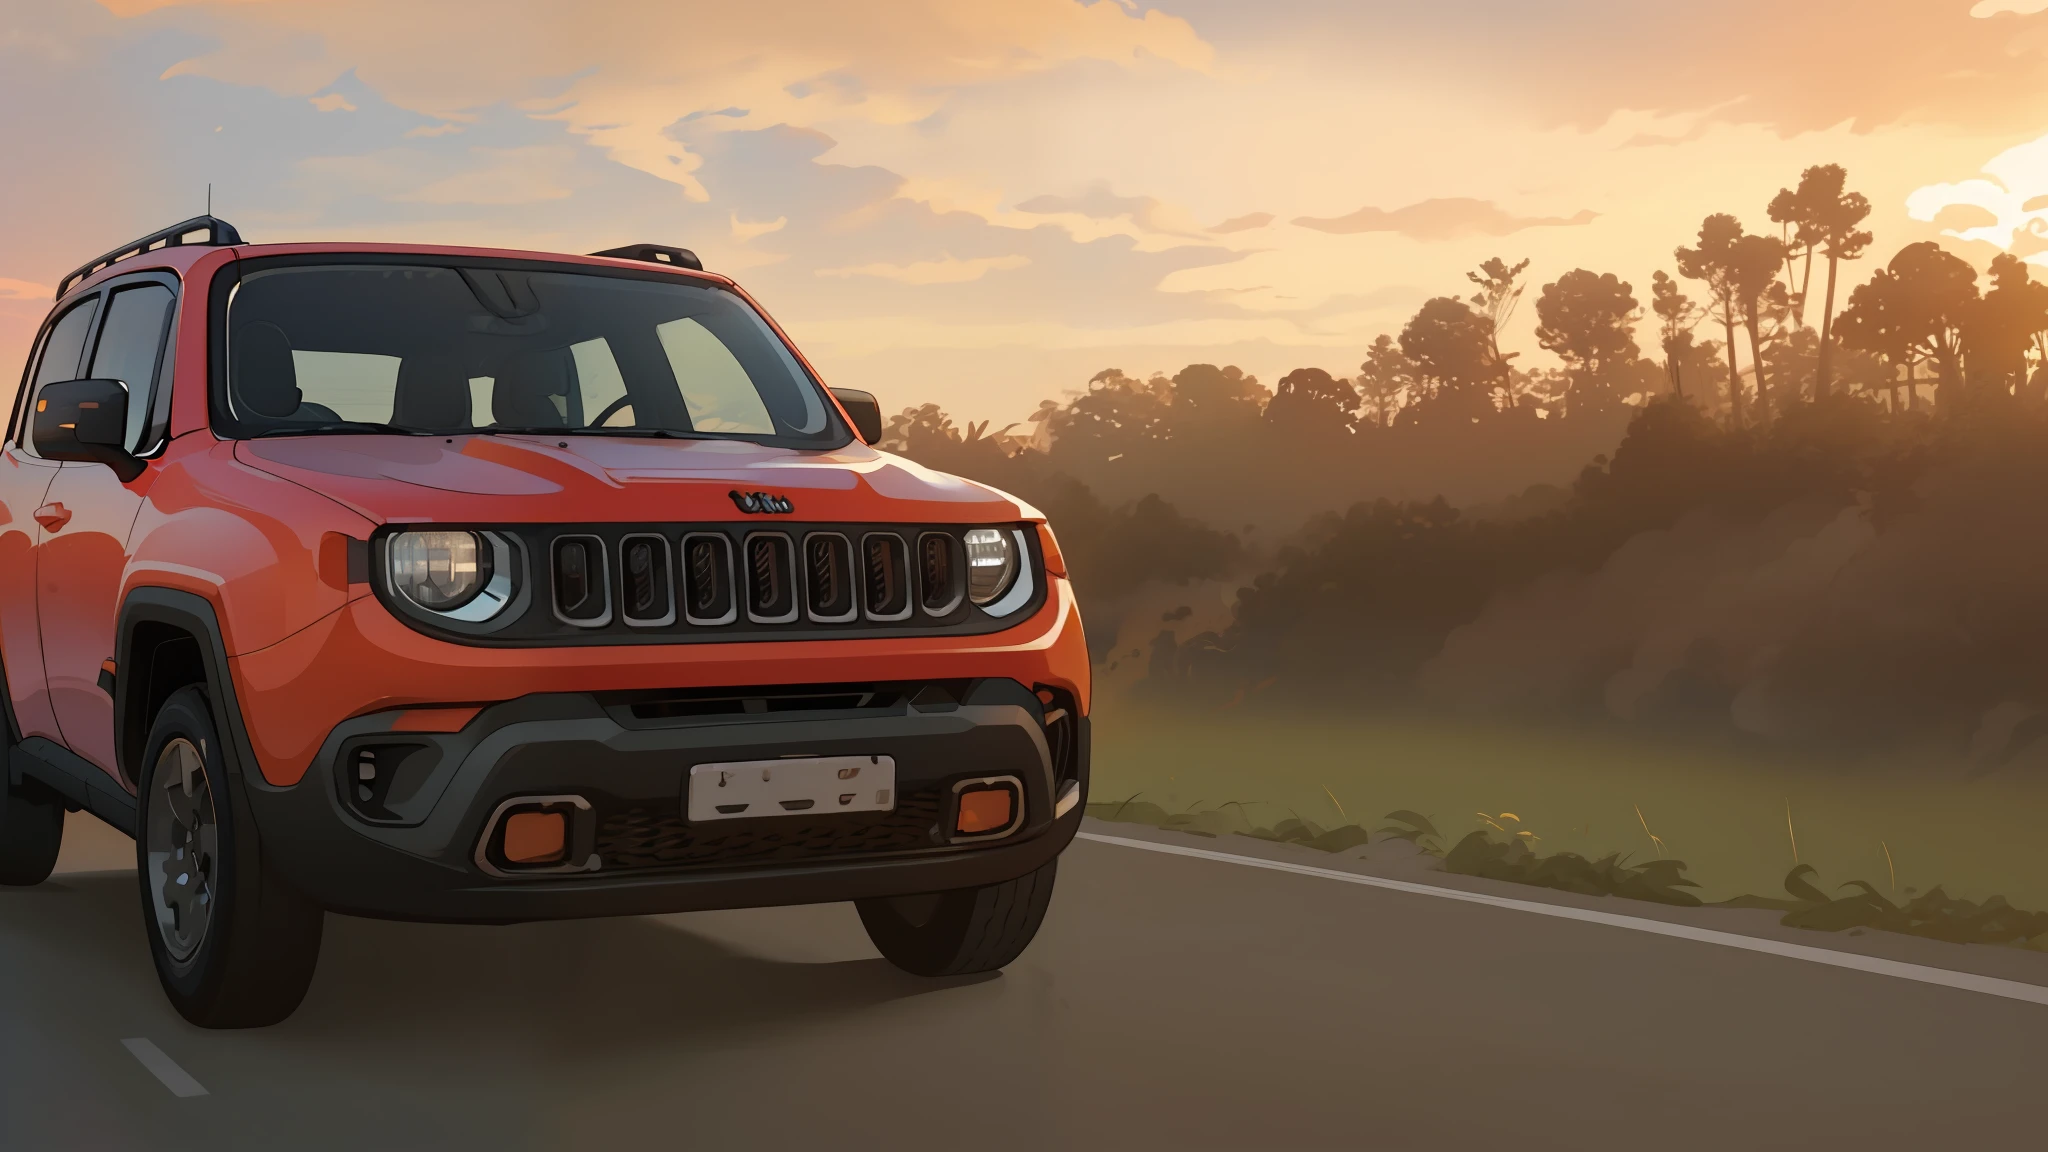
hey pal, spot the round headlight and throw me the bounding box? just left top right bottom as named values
left=964, top=527, right=1017, bottom=606
left=389, top=530, right=488, bottom=611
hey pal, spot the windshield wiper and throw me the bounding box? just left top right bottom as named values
left=252, top=421, right=433, bottom=438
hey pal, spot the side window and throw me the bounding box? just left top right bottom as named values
left=88, top=283, right=177, bottom=452
left=16, top=297, right=100, bottom=455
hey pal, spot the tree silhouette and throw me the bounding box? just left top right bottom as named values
left=1838, top=243, right=1979, bottom=407
left=1048, top=368, right=1172, bottom=465
left=1675, top=214, right=1748, bottom=426
left=1468, top=257, right=1531, bottom=407
left=1965, top=252, right=2048, bottom=395
left=1534, top=269, right=1643, bottom=418
left=1650, top=271, right=1705, bottom=399
left=1732, top=232, right=1789, bottom=421
left=1355, top=335, right=1413, bottom=429
left=1399, top=297, right=1503, bottom=424
left=1772, top=166, right=1873, bottom=399
left=1265, top=367, right=1361, bottom=437
left=1167, top=363, right=1267, bottom=437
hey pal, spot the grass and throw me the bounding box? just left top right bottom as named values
left=1092, top=704, right=2048, bottom=912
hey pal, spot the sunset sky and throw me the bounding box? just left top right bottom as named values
left=7, top=0, right=2048, bottom=424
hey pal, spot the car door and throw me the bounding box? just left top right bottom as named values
left=3, top=294, right=101, bottom=744
left=37, top=274, right=178, bottom=778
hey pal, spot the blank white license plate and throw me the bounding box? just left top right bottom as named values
left=686, top=755, right=896, bottom=823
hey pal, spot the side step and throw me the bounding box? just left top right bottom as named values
left=9, top=738, right=137, bottom=838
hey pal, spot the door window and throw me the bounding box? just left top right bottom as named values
left=87, top=284, right=177, bottom=452
left=16, top=297, right=100, bottom=456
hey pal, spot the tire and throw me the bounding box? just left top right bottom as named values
left=0, top=774, right=64, bottom=886
left=136, top=686, right=324, bottom=1028
left=857, top=859, right=1057, bottom=977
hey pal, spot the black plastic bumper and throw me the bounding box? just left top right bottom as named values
left=244, top=678, right=1087, bottom=924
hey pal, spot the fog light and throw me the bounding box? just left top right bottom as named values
left=503, top=810, right=567, bottom=864
left=953, top=778, right=1021, bottom=838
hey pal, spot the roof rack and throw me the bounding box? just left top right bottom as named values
left=589, top=243, right=703, bottom=272
left=57, top=215, right=245, bottom=299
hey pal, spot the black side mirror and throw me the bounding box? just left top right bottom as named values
left=33, top=379, right=144, bottom=481
left=830, top=387, right=883, bottom=446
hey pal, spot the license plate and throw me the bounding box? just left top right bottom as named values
left=686, top=755, right=896, bottom=822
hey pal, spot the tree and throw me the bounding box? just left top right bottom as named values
left=1675, top=214, right=1748, bottom=426
left=1167, top=363, right=1267, bottom=437
left=1354, top=335, right=1413, bottom=429
left=1964, top=252, right=2048, bottom=393
left=1264, top=367, right=1360, bottom=437
left=1773, top=165, right=1872, bottom=398
left=1649, top=270, right=1705, bottom=398
left=1837, top=242, right=1978, bottom=407
left=1048, top=368, right=1172, bottom=465
left=1534, top=269, right=1643, bottom=418
left=1467, top=257, right=1530, bottom=407
left=1399, top=297, right=1503, bottom=423
left=1732, top=232, right=1789, bottom=421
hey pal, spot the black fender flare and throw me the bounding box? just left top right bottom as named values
left=114, top=588, right=268, bottom=793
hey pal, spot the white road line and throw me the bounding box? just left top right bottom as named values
left=120, top=1038, right=209, bottom=1098
left=1078, top=830, right=2048, bottom=1009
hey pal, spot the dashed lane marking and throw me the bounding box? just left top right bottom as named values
left=1078, top=831, right=2048, bottom=1009
left=120, top=1038, right=209, bottom=1098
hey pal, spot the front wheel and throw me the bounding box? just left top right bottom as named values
left=857, top=859, right=1057, bottom=977
left=137, top=687, right=324, bottom=1028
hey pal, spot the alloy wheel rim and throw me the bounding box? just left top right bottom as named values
left=146, top=737, right=218, bottom=963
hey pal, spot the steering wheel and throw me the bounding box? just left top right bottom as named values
left=591, top=395, right=634, bottom=428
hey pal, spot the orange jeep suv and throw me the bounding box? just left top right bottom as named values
left=0, top=217, right=1089, bottom=1027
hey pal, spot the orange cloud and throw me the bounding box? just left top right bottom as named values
left=1293, top=199, right=1598, bottom=242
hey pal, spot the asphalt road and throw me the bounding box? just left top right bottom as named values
left=3, top=813, right=2044, bottom=1151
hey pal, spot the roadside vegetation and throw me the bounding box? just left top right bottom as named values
left=1085, top=799, right=2048, bottom=950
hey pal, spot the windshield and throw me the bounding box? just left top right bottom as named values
left=219, top=263, right=838, bottom=444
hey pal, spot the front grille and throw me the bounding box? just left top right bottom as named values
left=619, top=534, right=674, bottom=626
left=552, top=536, right=609, bottom=625
left=918, top=531, right=962, bottom=615
left=598, top=786, right=946, bottom=871
left=681, top=533, right=735, bottom=625
left=862, top=532, right=911, bottom=620
left=744, top=533, right=797, bottom=623
left=379, top=521, right=1045, bottom=646
left=804, top=533, right=856, bottom=623
left=622, top=682, right=903, bottom=721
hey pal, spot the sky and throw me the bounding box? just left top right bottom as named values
left=7, top=0, right=2048, bottom=425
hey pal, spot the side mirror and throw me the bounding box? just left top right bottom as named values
left=33, top=379, right=144, bottom=481
left=830, top=387, right=883, bottom=446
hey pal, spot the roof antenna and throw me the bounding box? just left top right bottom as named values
left=207, top=183, right=213, bottom=217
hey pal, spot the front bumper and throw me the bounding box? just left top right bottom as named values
left=244, top=677, right=1088, bottom=923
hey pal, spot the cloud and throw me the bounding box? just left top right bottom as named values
left=0, top=278, right=52, bottom=301
left=308, top=92, right=355, bottom=112
left=730, top=213, right=788, bottom=242
left=1292, top=198, right=1598, bottom=242
left=1168, top=0, right=2048, bottom=135
left=1908, top=132, right=2048, bottom=263
left=817, top=253, right=1031, bottom=285
left=1015, top=179, right=1204, bottom=238
left=1209, top=212, right=1273, bottom=234
left=107, top=0, right=1214, bottom=200
left=390, top=146, right=581, bottom=205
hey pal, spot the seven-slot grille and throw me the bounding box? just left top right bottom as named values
left=505, top=525, right=1016, bottom=644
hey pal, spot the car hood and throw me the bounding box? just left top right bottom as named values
left=233, top=434, right=1032, bottom=526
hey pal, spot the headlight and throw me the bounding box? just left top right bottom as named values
left=389, top=530, right=488, bottom=610
left=964, top=527, right=1018, bottom=606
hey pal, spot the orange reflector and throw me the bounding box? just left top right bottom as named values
left=503, top=810, right=566, bottom=864
left=955, top=787, right=1015, bottom=835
